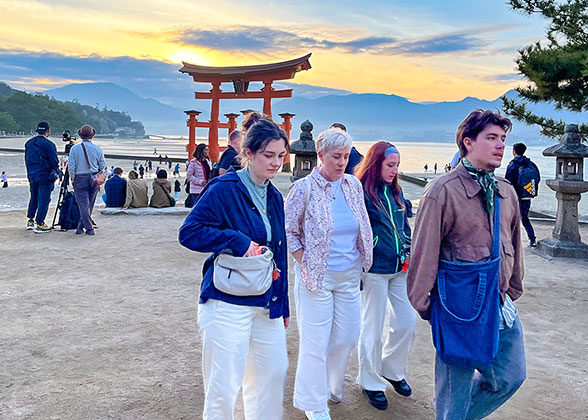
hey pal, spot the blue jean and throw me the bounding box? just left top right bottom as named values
left=27, top=179, right=54, bottom=224
left=73, top=174, right=98, bottom=231
left=435, top=316, right=526, bottom=420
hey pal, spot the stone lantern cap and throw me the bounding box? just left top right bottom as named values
left=543, top=124, right=588, bottom=158
left=290, top=119, right=316, bottom=153
left=184, top=109, right=202, bottom=115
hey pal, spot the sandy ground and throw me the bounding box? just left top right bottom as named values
left=1, top=175, right=588, bottom=419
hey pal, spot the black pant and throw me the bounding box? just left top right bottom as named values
left=519, top=199, right=535, bottom=242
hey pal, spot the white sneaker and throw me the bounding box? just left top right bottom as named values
left=305, top=409, right=331, bottom=420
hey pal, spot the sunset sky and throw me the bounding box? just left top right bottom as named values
left=0, top=0, right=547, bottom=103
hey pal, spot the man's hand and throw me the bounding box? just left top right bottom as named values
left=283, top=317, right=290, bottom=329
left=243, top=241, right=259, bottom=257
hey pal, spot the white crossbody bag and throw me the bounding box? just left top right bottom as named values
left=213, top=250, right=275, bottom=296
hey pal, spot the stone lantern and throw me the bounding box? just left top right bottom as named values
left=289, top=120, right=316, bottom=182
left=538, top=124, right=588, bottom=259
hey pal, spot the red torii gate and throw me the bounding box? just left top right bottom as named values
left=179, top=53, right=312, bottom=168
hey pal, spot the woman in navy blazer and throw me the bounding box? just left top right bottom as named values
left=179, top=117, right=290, bottom=420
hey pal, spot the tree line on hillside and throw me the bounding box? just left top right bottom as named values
left=0, top=82, right=145, bottom=136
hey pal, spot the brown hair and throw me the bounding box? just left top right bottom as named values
left=241, top=111, right=263, bottom=133
left=456, top=109, right=512, bottom=157
left=355, top=141, right=404, bottom=209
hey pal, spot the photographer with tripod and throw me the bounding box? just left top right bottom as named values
left=51, top=130, right=80, bottom=231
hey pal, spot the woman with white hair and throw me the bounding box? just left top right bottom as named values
left=285, top=128, right=373, bottom=420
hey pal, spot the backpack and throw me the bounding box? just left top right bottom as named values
left=517, top=163, right=540, bottom=198
left=58, top=191, right=81, bottom=230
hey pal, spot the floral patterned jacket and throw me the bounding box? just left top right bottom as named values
left=285, top=168, right=373, bottom=291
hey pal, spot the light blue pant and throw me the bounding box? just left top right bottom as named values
left=435, top=316, right=526, bottom=420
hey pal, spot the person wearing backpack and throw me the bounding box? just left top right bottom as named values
left=506, top=142, right=540, bottom=248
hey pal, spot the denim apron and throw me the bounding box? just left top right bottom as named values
left=430, top=195, right=501, bottom=368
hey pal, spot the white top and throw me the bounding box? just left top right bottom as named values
left=327, top=177, right=360, bottom=271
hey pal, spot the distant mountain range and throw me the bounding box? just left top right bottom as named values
left=45, top=82, right=588, bottom=143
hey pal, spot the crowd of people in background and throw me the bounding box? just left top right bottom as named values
left=22, top=108, right=536, bottom=419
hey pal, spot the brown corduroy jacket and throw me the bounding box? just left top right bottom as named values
left=407, top=164, right=524, bottom=320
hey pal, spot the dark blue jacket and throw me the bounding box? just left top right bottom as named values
left=24, top=135, right=59, bottom=182
left=345, top=146, right=364, bottom=175
left=104, top=175, right=127, bottom=207
left=506, top=155, right=540, bottom=199
left=179, top=169, right=289, bottom=319
left=365, top=184, right=412, bottom=274
left=218, top=145, right=242, bottom=171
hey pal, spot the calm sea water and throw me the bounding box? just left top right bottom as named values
left=1, top=137, right=587, bottom=220
left=352, top=141, right=588, bottom=221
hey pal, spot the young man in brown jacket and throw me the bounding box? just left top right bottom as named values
left=407, top=109, right=526, bottom=419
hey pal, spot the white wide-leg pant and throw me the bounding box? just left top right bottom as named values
left=357, top=271, right=417, bottom=391
left=293, top=263, right=362, bottom=411
left=198, top=299, right=288, bottom=420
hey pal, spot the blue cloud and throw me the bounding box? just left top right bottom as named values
left=393, top=34, right=486, bottom=54
left=0, top=49, right=197, bottom=105
left=178, top=26, right=482, bottom=55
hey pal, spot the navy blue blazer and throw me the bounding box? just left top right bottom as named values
left=104, top=175, right=127, bottom=207
left=179, top=169, right=289, bottom=319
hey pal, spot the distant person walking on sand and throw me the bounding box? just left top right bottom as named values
left=123, top=170, right=148, bottom=209
left=139, top=164, right=145, bottom=179
left=133, top=160, right=138, bottom=171
left=173, top=163, right=180, bottom=177
left=330, top=123, right=364, bottom=175
left=408, top=110, right=525, bottom=420
left=285, top=128, right=373, bottom=420
left=167, top=158, right=172, bottom=170
left=158, top=154, right=162, bottom=164
left=24, top=121, right=59, bottom=233
left=174, top=179, right=181, bottom=200
left=148, top=160, right=152, bottom=171
left=506, top=142, right=541, bottom=248
left=424, top=163, right=428, bottom=172
left=354, top=142, right=416, bottom=411
left=434, top=163, right=438, bottom=174
left=1, top=171, right=7, bottom=188
left=179, top=118, right=290, bottom=420
left=153, top=147, right=157, bottom=155
left=68, top=125, right=106, bottom=236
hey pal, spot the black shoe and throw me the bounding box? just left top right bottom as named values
left=85, top=230, right=95, bottom=236
left=362, top=389, right=388, bottom=410
left=385, top=378, right=412, bottom=397
left=75, top=228, right=84, bottom=235
left=529, top=240, right=537, bottom=248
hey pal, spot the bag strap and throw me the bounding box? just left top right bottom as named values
left=157, top=182, right=173, bottom=205
left=81, top=142, right=91, bottom=170
left=491, top=193, right=501, bottom=259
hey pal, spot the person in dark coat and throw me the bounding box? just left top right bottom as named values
left=505, top=142, right=541, bottom=247
left=179, top=117, right=290, bottom=419
left=24, top=121, right=59, bottom=233
left=104, top=167, right=127, bottom=207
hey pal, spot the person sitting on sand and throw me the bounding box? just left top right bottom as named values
left=149, top=169, right=174, bottom=208
left=123, top=170, right=148, bottom=209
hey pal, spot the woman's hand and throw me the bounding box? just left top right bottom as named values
left=292, top=248, right=304, bottom=264
left=243, top=241, right=259, bottom=257
left=283, top=317, right=290, bottom=329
